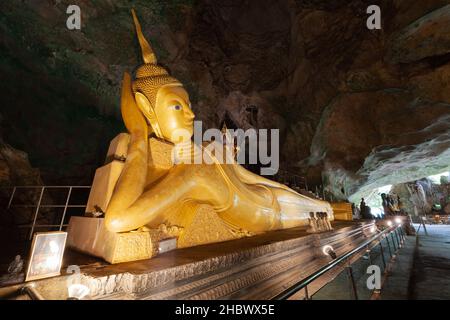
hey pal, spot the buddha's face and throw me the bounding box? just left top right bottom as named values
left=135, top=83, right=195, bottom=144
left=155, top=84, right=195, bottom=143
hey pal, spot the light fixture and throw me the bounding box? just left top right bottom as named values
left=370, top=226, right=377, bottom=233
left=395, top=217, right=402, bottom=225
left=322, top=245, right=337, bottom=259
left=387, top=220, right=393, bottom=227
left=67, top=284, right=90, bottom=300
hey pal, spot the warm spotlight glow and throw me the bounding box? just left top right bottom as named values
left=395, top=217, right=402, bottom=225
left=49, top=241, right=59, bottom=253
left=68, top=284, right=90, bottom=300
left=45, top=256, right=59, bottom=269
left=387, top=220, right=393, bottom=227
left=370, top=226, right=377, bottom=233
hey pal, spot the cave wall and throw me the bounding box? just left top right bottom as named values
left=391, top=177, right=450, bottom=216
left=0, top=0, right=449, bottom=202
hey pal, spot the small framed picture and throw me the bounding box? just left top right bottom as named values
left=25, top=231, right=67, bottom=282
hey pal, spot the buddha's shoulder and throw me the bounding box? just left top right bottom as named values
left=107, top=132, right=173, bottom=159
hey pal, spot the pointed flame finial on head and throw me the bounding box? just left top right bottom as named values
left=131, top=9, right=157, bottom=64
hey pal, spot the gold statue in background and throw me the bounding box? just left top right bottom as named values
left=100, top=10, right=333, bottom=248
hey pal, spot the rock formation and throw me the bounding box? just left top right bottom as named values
left=391, top=177, right=450, bottom=217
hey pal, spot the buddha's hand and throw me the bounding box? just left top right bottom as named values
left=121, top=72, right=148, bottom=141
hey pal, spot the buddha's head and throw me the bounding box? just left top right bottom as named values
left=131, top=10, right=195, bottom=144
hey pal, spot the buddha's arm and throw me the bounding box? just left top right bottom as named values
left=105, top=170, right=188, bottom=232
left=105, top=72, right=149, bottom=227
left=232, top=162, right=296, bottom=193
left=105, top=165, right=223, bottom=232
left=106, top=133, right=148, bottom=218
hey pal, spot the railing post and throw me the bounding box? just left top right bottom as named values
left=391, top=231, right=398, bottom=251
left=29, top=187, right=45, bottom=240
left=59, top=187, right=73, bottom=231
left=346, top=266, right=358, bottom=300
left=304, top=285, right=309, bottom=300
left=366, top=245, right=372, bottom=265
left=400, top=227, right=406, bottom=242
left=385, top=234, right=393, bottom=257
left=379, top=241, right=386, bottom=270
left=7, top=186, right=17, bottom=209
left=395, top=228, right=402, bottom=248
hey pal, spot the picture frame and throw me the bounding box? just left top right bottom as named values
left=25, top=231, right=68, bottom=282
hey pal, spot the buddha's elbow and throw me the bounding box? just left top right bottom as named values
left=104, top=213, right=128, bottom=233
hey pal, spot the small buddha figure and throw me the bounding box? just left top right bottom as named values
left=316, top=212, right=325, bottom=232
left=307, top=212, right=318, bottom=233
left=102, top=10, right=333, bottom=247
left=381, top=193, right=395, bottom=216
left=324, top=212, right=333, bottom=231
left=321, top=212, right=330, bottom=231
left=7, top=255, right=23, bottom=275
left=360, top=198, right=366, bottom=215
left=360, top=198, right=374, bottom=219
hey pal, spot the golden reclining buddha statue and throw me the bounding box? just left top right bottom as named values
left=84, top=10, right=333, bottom=253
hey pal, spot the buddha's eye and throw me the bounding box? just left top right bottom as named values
left=173, top=105, right=182, bottom=111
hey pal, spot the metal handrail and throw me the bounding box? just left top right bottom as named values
left=2, top=185, right=91, bottom=240
left=22, top=285, right=44, bottom=300
left=1, top=185, right=92, bottom=188
left=273, top=225, right=404, bottom=300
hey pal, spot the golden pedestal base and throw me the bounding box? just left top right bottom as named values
left=67, top=216, right=159, bottom=264
left=19, top=221, right=376, bottom=300
left=67, top=204, right=250, bottom=264
left=330, top=202, right=353, bottom=221
left=169, top=204, right=250, bottom=249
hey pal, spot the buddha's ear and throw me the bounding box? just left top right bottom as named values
left=120, top=73, right=147, bottom=136
left=134, top=92, right=162, bottom=138
left=134, top=92, right=153, bottom=116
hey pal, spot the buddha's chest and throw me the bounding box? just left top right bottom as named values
left=148, top=137, right=174, bottom=169
left=144, top=138, right=234, bottom=187
left=145, top=138, right=174, bottom=185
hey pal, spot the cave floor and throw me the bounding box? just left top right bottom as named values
left=408, top=225, right=450, bottom=299
left=380, top=224, right=450, bottom=300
